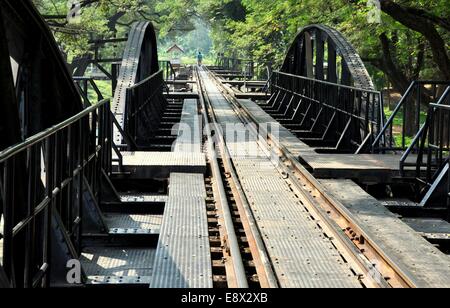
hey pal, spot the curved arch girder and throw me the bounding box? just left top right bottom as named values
left=112, top=21, right=160, bottom=145
left=0, top=0, right=83, bottom=141
left=281, top=24, right=374, bottom=90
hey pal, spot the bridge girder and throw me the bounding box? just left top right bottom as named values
left=281, top=24, right=374, bottom=90
left=112, top=21, right=163, bottom=148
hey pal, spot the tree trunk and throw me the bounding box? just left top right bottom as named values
left=380, top=0, right=450, bottom=80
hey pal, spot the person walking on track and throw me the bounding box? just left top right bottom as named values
left=197, top=51, right=203, bottom=66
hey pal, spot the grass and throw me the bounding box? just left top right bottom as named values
left=384, top=107, right=428, bottom=126
left=383, top=107, right=428, bottom=147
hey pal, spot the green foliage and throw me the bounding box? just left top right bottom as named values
left=33, top=0, right=449, bottom=83
left=88, top=80, right=112, bottom=103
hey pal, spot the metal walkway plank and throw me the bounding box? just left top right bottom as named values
left=114, top=151, right=207, bottom=178
left=149, top=173, right=213, bottom=288
left=321, top=179, right=450, bottom=288
left=81, top=247, right=156, bottom=284
left=173, top=99, right=202, bottom=153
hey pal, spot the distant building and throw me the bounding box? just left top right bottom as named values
left=166, top=44, right=185, bottom=68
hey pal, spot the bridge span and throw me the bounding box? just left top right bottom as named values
left=0, top=1, right=450, bottom=289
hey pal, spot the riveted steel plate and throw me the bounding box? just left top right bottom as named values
left=87, top=276, right=152, bottom=285
left=81, top=247, right=156, bottom=279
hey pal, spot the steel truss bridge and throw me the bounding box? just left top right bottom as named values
left=0, top=0, right=450, bottom=288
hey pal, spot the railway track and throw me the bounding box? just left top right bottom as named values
left=197, top=68, right=272, bottom=288
left=196, top=66, right=423, bottom=288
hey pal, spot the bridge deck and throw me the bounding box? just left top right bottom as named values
left=234, top=92, right=271, bottom=100
left=222, top=80, right=267, bottom=87
left=403, top=218, right=450, bottom=241
left=237, top=98, right=420, bottom=182
left=300, top=153, right=420, bottom=181
left=81, top=211, right=162, bottom=285
left=238, top=99, right=316, bottom=156
left=150, top=173, right=213, bottom=288
left=173, top=99, right=202, bottom=153
left=81, top=247, right=156, bottom=285
left=115, top=151, right=206, bottom=178
left=163, top=92, right=199, bottom=100
left=201, top=70, right=362, bottom=288
left=320, top=179, right=450, bottom=288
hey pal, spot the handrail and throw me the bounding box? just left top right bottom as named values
left=274, top=71, right=382, bottom=94
left=402, top=86, right=450, bottom=204
left=128, top=69, right=163, bottom=90
left=74, top=76, right=106, bottom=103
left=371, top=82, right=416, bottom=150
left=158, top=61, right=176, bottom=81
left=370, top=81, right=450, bottom=153
left=270, top=71, right=384, bottom=153
left=0, top=98, right=110, bottom=162
left=0, top=96, right=112, bottom=287
left=124, top=69, right=166, bottom=145
left=400, top=86, right=450, bottom=174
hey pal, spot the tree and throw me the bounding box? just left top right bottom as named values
left=379, top=0, right=450, bottom=80
left=33, top=0, right=449, bottom=92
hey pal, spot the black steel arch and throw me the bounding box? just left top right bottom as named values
left=0, top=0, right=83, bottom=143
left=112, top=21, right=160, bottom=146
left=281, top=24, right=374, bottom=90
left=267, top=25, right=383, bottom=154
left=0, top=0, right=86, bottom=288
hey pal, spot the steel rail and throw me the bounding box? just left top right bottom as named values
left=207, top=68, right=422, bottom=288
left=197, top=67, right=279, bottom=288
left=195, top=68, right=249, bottom=288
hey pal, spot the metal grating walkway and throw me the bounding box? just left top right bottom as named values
left=200, top=70, right=362, bottom=288
left=104, top=213, right=162, bottom=231
left=149, top=173, right=213, bottom=288
left=114, top=151, right=207, bottom=178
left=173, top=99, right=202, bottom=153
left=81, top=247, right=156, bottom=285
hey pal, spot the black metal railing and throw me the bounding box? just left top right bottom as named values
left=405, top=88, right=450, bottom=206
left=125, top=70, right=166, bottom=144
left=0, top=98, right=112, bottom=287
left=158, top=60, right=177, bottom=81
left=74, top=77, right=105, bottom=106
left=270, top=71, right=384, bottom=153
left=74, top=77, right=129, bottom=165
left=215, top=56, right=255, bottom=78
left=447, top=160, right=450, bottom=211
left=421, top=102, right=450, bottom=180
left=367, top=81, right=450, bottom=153
left=400, top=86, right=450, bottom=176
